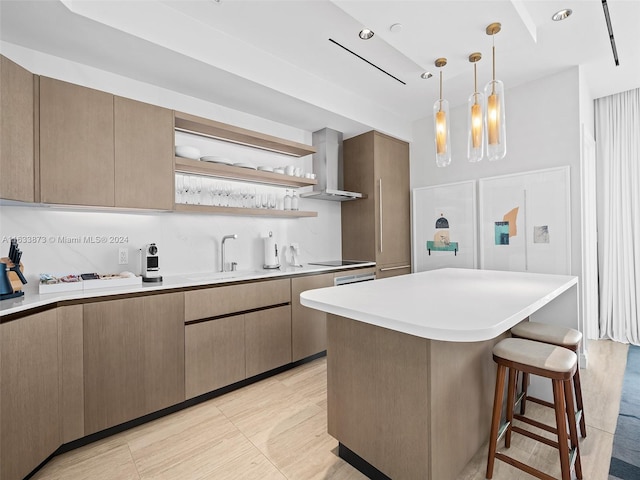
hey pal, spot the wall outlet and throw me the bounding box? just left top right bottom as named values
left=118, top=247, right=129, bottom=265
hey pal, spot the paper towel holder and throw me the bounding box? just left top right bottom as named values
left=263, top=231, right=281, bottom=270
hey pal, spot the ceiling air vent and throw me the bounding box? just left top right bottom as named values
left=601, top=0, right=620, bottom=66
left=328, top=38, right=406, bottom=85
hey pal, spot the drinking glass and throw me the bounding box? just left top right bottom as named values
left=175, top=175, right=185, bottom=204
left=183, top=176, right=191, bottom=204
left=193, top=177, right=202, bottom=204
left=207, top=182, right=218, bottom=206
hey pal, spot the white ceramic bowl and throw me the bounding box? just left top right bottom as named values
left=175, top=145, right=201, bottom=160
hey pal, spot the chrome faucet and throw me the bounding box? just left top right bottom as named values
left=221, top=234, right=238, bottom=272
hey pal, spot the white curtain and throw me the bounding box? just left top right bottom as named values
left=596, top=88, right=640, bottom=345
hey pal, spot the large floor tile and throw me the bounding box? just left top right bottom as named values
left=30, top=437, right=140, bottom=480
left=29, top=340, right=627, bottom=480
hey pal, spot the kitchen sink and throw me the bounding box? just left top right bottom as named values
left=185, top=270, right=264, bottom=282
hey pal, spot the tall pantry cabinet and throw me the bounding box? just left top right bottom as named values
left=342, top=131, right=411, bottom=279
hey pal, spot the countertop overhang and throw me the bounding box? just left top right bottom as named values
left=300, top=268, right=578, bottom=342
left=1, top=262, right=376, bottom=318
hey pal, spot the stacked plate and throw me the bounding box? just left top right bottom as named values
left=175, top=145, right=201, bottom=160
left=233, top=163, right=257, bottom=170
left=201, top=156, right=234, bottom=165
left=257, top=166, right=274, bottom=172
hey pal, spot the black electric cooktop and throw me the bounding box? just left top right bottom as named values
left=308, top=260, right=370, bottom=266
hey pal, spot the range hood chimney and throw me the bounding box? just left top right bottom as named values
left=301, top=128, right=363, bottom=201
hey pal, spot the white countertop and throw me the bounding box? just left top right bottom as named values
left=300, top=268, right=578, bottom=342
left=1, top=262, right=375, bottom=317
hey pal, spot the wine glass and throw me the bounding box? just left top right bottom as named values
left=175, top=175, right=185, bottom=204
left=208, top=181, right=216, bottom=206
left=194, top=177, right=202, bottom=204
left=183, top=176, right=191, bottom=204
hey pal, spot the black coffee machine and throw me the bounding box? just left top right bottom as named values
left=1, top=238, right=28, bottom=300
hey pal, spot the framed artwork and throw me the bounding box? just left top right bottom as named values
left=412, top=181, right=477, bottom=272
left=478, top=166, right=571, bottom=274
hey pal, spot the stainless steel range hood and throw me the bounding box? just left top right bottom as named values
left=301, top=128, right=363, bottom=201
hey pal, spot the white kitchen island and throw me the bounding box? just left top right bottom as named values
left=300, top=268, right=578, bottom=480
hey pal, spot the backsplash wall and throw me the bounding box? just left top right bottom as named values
left=0, top=200, right=341, bottom=285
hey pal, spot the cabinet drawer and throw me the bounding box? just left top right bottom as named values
left=291, top=273, right=334, bottom=361
left=185, top=278, right=291, bottom=321
left=377, top=264, right=411, bottom=279
left=245, top=305, right=292, bottom=378
left=185, top=314, right=245, bottom=399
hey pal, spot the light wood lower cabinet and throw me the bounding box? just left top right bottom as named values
left=1, top=309, right=60, bottom=480
left=58, top=305, right=85, bottom=444
left=184, top=278, right=290, bottom=321
left=186, top=303, right=292, bottom=397
left=291, top=273, right=334, bottom=361
left=245, top=305, right=292, bottom=378
left=185, top=315, right=245, bottom=399
left=83, top=293, right=185, bottom=435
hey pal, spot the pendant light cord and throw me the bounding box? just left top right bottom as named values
left=492, top=35, right=496, bottom=94
left=439, top=70, right=443, bottom=111
left=474, top=62, right=478, bottom=97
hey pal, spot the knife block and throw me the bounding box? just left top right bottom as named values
left=1, top=257, right=25, bottom=293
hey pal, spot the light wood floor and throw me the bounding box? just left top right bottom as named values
left=32, top=340, right=628, bottom=480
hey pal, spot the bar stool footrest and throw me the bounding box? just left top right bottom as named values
left=514, top=414, right=558, bottom=435
left=527, top=395, right=556, bottom=409
left=494, top=452, right=557, bottom=480
left=511, top=426, right=560, bottom=449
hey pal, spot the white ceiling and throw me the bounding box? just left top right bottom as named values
left=1, top=0, right=639, bottom=140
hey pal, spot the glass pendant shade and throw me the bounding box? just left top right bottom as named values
left=484, top=79, right=506, bottom=160
left=484, top=23, right=506, bottom=161
left=433, top=98, right=451, bottom=167
left=467, top=92, right=485, bottom=162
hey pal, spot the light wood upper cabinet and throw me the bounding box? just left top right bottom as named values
left=342, top=131, right=411, bottom=275
left=83, top=292, right=185, bottom=435
left=0, top=55, right=35, bottom=202
left=40, top=77, right=115, bottom=206
left=115, top=97, right=174, bottom=209
left=1, top=309, right=60, bottom=480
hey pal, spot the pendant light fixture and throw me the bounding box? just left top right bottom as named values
left=467, top=52, right=485, bottom=162
left=433, top=57, right=451, bottom=167
left=484, top=23, right=507, bottom=161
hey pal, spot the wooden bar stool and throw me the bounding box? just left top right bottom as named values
left=486, top=338, right=582, bottom=480
left=511, top=321, right=586, bottom=438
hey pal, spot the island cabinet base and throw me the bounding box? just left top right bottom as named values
left=327, top=314, right=509, bottom=480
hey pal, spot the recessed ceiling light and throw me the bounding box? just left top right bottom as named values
left=359, top=29, right=374, bottom=40
left=390, top=23, right=403, bottom=33
left=552, top=9, right=572, bottom=21
left=421, top=72, right=433, bottom=79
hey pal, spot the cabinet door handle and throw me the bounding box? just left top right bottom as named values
left=379, top=265, right=411, bottom=272
left=378, top=178, right=383, bottom=253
